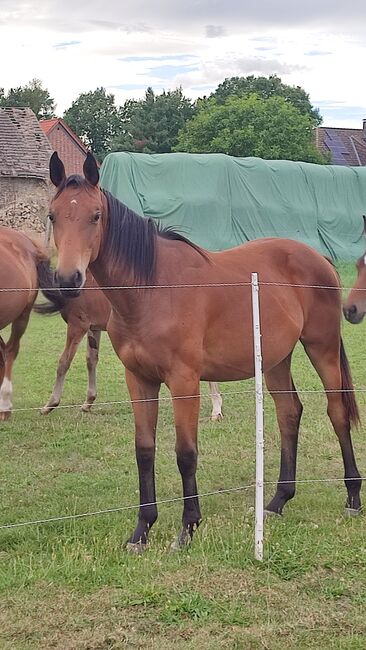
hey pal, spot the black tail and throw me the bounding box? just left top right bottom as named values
left=35, top=260, right=66, bottom=315
left=340, top=338, right=360, bottom=428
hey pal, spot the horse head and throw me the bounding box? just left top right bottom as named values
left=48, top=152, right=104, bottom=297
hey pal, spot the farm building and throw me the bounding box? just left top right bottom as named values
left=316, top=120, right=366, bottom=166
left=39, top=117, right=89, bottom=176
left=0, top=106, right=52, bottom=231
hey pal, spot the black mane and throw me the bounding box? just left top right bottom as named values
left=102, top=190, right=209, bottom=285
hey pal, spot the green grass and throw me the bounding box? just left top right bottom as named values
left=1, top=263, right=366, bottom=648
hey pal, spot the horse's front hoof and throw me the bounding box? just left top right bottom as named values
left=211, top=413, right=223, bottom=422
left=0, top=410, right=11, bottom=421
left=81, top=403, right=92, bottom=413
left=344, top=506, right=362, bottom=518
left=125, top=541, right=147, bottom=555
left=264, top=508, right=282, bottom=519
left=170, top=527, right=193, bottom=551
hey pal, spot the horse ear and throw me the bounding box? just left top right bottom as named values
left=83, top=152, right=99, bottom=187
left=50, top=151, right=66, bottom=187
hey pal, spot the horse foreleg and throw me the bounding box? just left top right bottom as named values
left=168, top=368, right=201, bottom=549
left=125, top=369, right=161, bottom=553
left=41, top=323, right=87, bottom=414
left=0, top=309, right=32, bottom=421
left=264, top=354, right=303, bottom=516
left=81, top=329, right=101, bottom=412
left=208, top=381, right=223, bottom=421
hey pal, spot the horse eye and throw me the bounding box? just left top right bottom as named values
left=48, top=213, right=55, bottom=223
left=92, top=213, right=101, bottom=223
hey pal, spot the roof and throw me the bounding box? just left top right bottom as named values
left=39, top=118, right=88, bottom=155
left=316, top=124, right=366, bottom=166
left=39, top=118, right=59, bottom=135
left=0, top=107, right=52, bottom=179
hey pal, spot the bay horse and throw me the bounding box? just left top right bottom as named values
left=47, top=152, right=361, bottom=552
left=343, top=217, right=366, bottom=324
left=37, top=271, right=223, bottom=420
left=0, top=226, right=54, bottom=419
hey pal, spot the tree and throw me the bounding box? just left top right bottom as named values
left=210, top=74, right=321, bottom=127
left=175, top=93, right=326, bottom=163
left=111, top=87, right=196, bottom=153
left=0, top=78, right=55, bottom=119
left=63, top=88, right=122, bottom=161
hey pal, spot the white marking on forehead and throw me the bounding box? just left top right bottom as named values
left=70, top=199, right=78, bottom=205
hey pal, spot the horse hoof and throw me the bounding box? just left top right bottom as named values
left=0, top=410, right=11, bottom=421
left=211, top=413, right=223, bottom=422
left=125, top=541, right=147, bottom=555
left=170, top=529, right=192, bottom=551
left=264, top=509, right=282, bottom=519
left=40, top=406, right=51, bottom=415
left=344, top=507, right=362, bottom=518
left=81, top=404, right=92, bottom=413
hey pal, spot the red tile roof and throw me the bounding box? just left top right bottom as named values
left=39, top=118, right=59, bottom=136
left=39, top=118, right=99, bottom=176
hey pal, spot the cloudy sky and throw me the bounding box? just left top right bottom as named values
left=1, top=0, right=366, bottom=127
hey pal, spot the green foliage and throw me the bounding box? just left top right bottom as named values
left=111, top=86, right=196, bottom=153
left=0, top=78, right=56, bottom=119
left=63, top=87, right=123, bottom=161
left=211, top=74, right=321, bottom=126
left=175, top=93, right=326, bottom=163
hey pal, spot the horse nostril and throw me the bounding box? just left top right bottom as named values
left=74, top=270, right=83, bottom=287
left=348, top=305, right=357, bottom=316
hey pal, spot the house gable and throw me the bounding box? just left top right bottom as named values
left=39, top=118, right=91, bottom=177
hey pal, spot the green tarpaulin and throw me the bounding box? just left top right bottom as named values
left=100, top=152, right=366, bottom=260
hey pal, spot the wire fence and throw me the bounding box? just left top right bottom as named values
left=1, top=280, right=366, bottom=292
left=1, top=277, right=365, bottom=544
left=0, top=476, right=363, bottom=531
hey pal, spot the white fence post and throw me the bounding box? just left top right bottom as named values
left=251, top=272, right=264, bottom=561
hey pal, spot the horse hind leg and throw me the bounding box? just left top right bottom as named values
left=209, top=381, right=223, bottom=421
left=0, top=337, right=5, bottom=388
left=264, top=354, right=303, bottom=516
left=0, top=309, right=31, bottom=421
left=81, top=329, right=101, bottom=412
left=303, top=338, right=361, bottom=514
left=41, top=322, right=87, bottom=414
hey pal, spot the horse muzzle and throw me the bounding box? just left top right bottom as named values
left=54, top=269, right=84, bottom=298
left=343, top=304, right=365, bottom=324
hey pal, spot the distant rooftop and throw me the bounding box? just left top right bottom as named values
left=0, top=107, right=52, bottom=179
left=316, top=121, right=366, bottom=166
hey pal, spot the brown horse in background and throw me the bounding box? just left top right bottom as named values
left=47, top=152, right=361, bottom=552
left=343, top=217, right=366, bottom=324
left=37, top=270, right=223, bottom=419
left=0, top=226, right=54, bottom=419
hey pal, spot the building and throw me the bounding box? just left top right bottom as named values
left=39, top=118, right=89, bottom=176
left=0, top=107, right=52, bottom=231
left=316, top=120, right=366, bottom=166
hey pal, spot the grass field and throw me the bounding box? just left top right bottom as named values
left=1, top=263, right=366, bottom=649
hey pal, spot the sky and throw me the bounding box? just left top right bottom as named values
left=1, top=0, right=366, bottom=128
